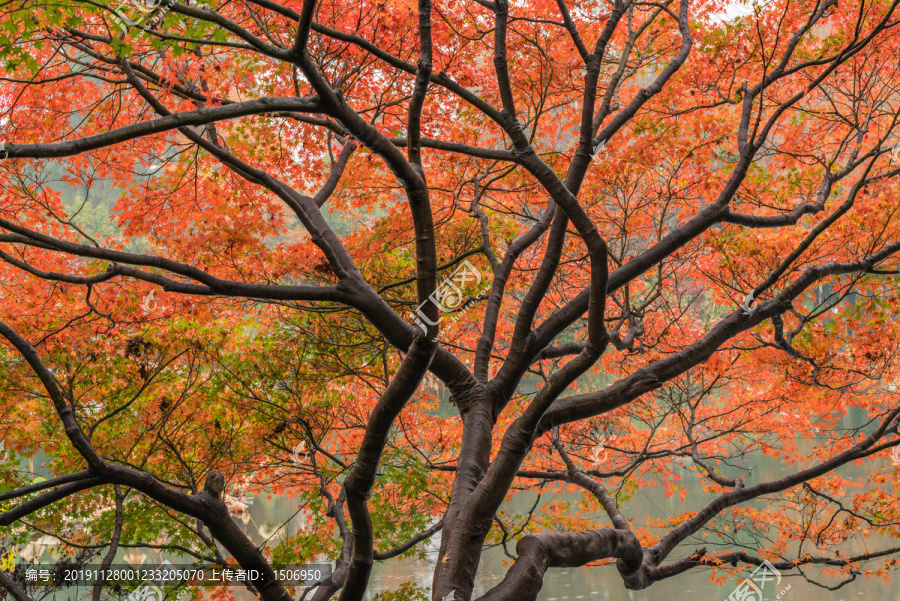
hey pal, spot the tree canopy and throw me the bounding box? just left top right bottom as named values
left=1, top=0, right=900, bottom=600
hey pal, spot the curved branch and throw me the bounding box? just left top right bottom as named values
left=0, top=230, right=345, bottom=303
left=0, top=470, right=95, bottom=502
left=538, top=242, right=900, bottom=432
left=475, top=529, right=647, bottom=601
left=3, top=97, right=320, bottom=160
left=0, top=478, right=106, bottom=526
left=0, top=571, right=33, bottom=601
left=0, top=320, right=291, bottom=601
left=338, top=336, right=436, bottom=601
left=649, top=409, right=900, bottom=568
left=373, top=518, right=444, bottom=560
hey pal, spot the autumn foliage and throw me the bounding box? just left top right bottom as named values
left=1, top=0, right=900, bottom=600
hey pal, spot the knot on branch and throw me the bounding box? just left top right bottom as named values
left=204, top=472, right=226, bottom=498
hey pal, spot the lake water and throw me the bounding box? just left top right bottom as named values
left=235, top=396, right=899, bottom=601
left=237, top=446, right=899, bottom=601
left=7, top=405, right=899, bottom=601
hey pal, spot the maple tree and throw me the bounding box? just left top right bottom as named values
left=2, top=0, right=900, bottom=600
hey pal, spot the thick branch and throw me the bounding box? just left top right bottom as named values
left=0, top=478, right=105, bottom=526
left=338, top=336, right=436, bottom=601
left=0, top=470, right=95, bottom=502
left=475, top=529, right=647, bottom=601
left=3, top=97, right=320, bottom=159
